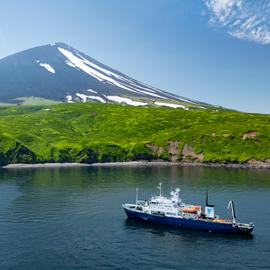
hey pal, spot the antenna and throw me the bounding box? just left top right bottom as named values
left=136, top=187, right=139, bottom=205
left=175, top=188, right=181, bottom=203
left=205, top=188, right=215, bottom=207
left=157, top=183, right=162, bottom=197
left=206, top=189, right=209, bottom=206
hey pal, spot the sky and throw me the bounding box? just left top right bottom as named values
left=0, top=0, right=269, bottom=113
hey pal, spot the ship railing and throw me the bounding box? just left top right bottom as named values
left=236, top=222, right=254, bottom=229
left=123, top=203, right=148, bottom=212
left=123, top=203, right=136, bottom=208
left=137, top=200, right=147, bottom=206
left=165, top=212, right=178, bottom=216
left=150, top=210, right=166, bottom=216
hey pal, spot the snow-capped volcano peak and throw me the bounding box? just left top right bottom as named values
left=0, top=42, right=213, bottom=109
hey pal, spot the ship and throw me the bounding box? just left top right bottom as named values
left=122, top=183, right=254, bottom=234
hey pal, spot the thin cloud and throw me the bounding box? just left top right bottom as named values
left=204, top=0, right=270, bottom=44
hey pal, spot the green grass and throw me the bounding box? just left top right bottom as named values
left=0, top=102, right=16, bottom=107
left=0, top=103, right=269, bottom=165
left=15, top=97, right=62, bottom=105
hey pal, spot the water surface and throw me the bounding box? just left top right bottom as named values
left=0, top=165, right=269, bottom=269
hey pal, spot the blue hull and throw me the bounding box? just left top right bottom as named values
left=124, top=208, right=253, bottom=234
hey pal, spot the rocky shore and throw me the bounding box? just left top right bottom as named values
left=3, top=160, right=270, bottom=169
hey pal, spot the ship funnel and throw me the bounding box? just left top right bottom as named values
left=204, top=189, right=215, bottom=219
left=205, top=206, right=215, bottom=219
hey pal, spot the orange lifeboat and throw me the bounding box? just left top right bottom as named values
left=182, top=205, right=201, bottom=213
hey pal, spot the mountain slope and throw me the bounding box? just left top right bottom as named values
left=0, top=42, right=216, bottom=109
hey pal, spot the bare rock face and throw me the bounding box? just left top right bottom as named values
left=241, top=131, right=257, bottom=140
left=145, top=141, right=180, bottom=161
left=168, top=141, right=179, bottom=162
left=246, top=158, right=270, bottom=168
left=146, top=141, right=204, bottom=162
left=145, top=144, right=164, bottom=156
left=181, top=144, right=204, bottom=162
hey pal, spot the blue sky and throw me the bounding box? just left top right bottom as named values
left=0, top=0, right=269, bottom=113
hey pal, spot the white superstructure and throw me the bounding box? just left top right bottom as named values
left=125, top=183, right=203, bottom=219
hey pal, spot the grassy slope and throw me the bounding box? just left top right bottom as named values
left=0, top=103, right=269, bottom=165
left=0, top=97, right=61, bottom=107
left=15, top=97, right=62, bottom=105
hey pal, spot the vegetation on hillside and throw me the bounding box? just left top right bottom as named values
left=0, top=103, right=269, bottom=165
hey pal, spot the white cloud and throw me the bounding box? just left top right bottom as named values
left=204, top=0, right=270, bottom=44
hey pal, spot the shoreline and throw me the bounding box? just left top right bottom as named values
left=2, top=163, right=91, bottom=169
left=2, top=161, right=270, bottom=169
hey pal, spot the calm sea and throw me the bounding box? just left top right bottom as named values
left=0, top=165, right=269, bottom=269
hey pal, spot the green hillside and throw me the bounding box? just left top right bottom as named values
left=0, top=103, right=269, bottom=166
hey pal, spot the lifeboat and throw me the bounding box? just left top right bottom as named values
left=182, top=205, right=201, bottom=213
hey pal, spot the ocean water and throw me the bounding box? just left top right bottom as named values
left=0, top=165, right=269, bottom=270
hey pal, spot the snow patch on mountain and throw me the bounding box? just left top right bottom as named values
left=87, top=96, right=106, bottom=103
left=76, top=93, right=106, bottom=103
left=66, top=95, right=74, bottom=103
left=77, top=53, right=122, bottom=79
left=65, top=60, right=77, bottom=68
left=106, top=96, right=147, bottom=106
left=58, top=47, right=139, bottom=94
left=76, top=93, right=88, bottom=102
left=87, top=89, right=97, bottom=94
left=58, top=46, right=178, bottom=100
left=155, top=102, right=187, bottom=109
left=39, top=63, right=55, bottom=74
left=135, top=89, right=167, bottom=99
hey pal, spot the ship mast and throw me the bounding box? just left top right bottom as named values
left=204, top=189, right=215, bottom=218
left=136, top=187, right=139, bottom=205
left=157, top=183, right=162, bottom=197
left=206, top=189, right=209, bottom=206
